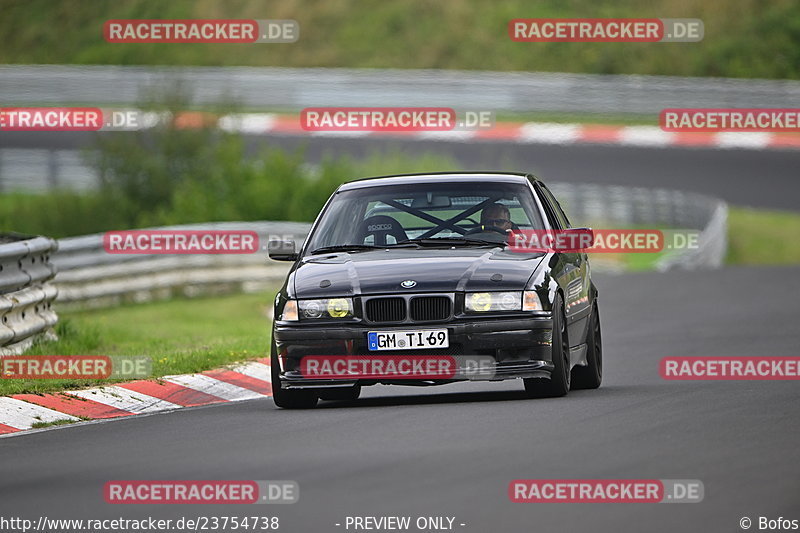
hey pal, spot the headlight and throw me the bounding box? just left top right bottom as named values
left=522, top=291, right=543, bottom=311
left=465, top=292, right=522, bottom=312
left=298, top=298, right=353, bottom=319
left=327, top=298, right=351, bottom=318
left=281, top=300, right=299, bottom=321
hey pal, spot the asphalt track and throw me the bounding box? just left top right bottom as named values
left=2, top=131, right=800, bottom=210
left=1, top=265, right=799, bottom=532
left=257, top=135, right=800, bottom=211
left=0, top=136, right=798, bottom=532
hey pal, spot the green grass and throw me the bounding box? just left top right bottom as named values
left=595, top=208, right=800, bottom=269
left=619, top=251, right=669, bottom=271
left=1, top=0, right=799, bottom=79
left=0, top=291, right=276, bottom=396
left=727, top=207, right=800, bottom=265
left=30, top=419, right=81, bottom=429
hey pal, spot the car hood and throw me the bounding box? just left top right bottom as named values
left=291, top=248, right=545, bottom=298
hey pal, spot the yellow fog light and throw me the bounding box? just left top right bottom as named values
left=327, top=298, right=352, bottom=318
left=467, top=292, right=492, bottom=312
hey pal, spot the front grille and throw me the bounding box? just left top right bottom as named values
left=410, top=296, right=451, bottom=321
left=365, top=297, right=406, bottom=322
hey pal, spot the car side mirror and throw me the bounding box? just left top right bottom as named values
left=268, top=239, right=299, bottom=261
left=563, top=227, right=594, bottom=251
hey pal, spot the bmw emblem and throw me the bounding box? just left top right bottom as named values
left=400, top=280, right=417, bottom=289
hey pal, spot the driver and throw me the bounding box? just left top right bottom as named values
left=480, top=203, right=513, bottom=232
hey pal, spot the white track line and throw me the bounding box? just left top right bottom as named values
left=164, top=373, right=265, bottom=401
left=66, top=386, right=181, bottom=414
left=0, top=397, right=79, bottom=429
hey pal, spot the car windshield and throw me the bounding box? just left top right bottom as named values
left=305, top=180, right=544, bottom=254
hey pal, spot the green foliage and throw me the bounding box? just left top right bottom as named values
left=0, top=89, right=460, bottom=237
left=0, top=191, right=120, bottom=237
left=1, top=0, right=799, bottom=79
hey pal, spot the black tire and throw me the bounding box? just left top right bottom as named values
left=318, top=385, right=361, bottom=402
left=271, top=350, right=318, bottom=409
left=571, top=302, right=602, bottom=390
left=523, top=293, right=570, bottom=398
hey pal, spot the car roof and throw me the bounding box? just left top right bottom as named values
left=338, top=172, right=536, bottom=191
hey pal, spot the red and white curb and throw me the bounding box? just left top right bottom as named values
left=207, top=113, right=800, bottom=150
left=0, top=359, right=272, bottom=436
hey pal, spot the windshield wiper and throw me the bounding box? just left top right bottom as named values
left=309, top=243, right=419, bottom=255
left=309, top=244, right=382, bottom=255
left=397, top=237, right=502, bottom=247
left=309, top=238, right=495, bottom=255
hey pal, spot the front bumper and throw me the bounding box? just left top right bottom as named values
left=274, top=316, right=555, bottom=389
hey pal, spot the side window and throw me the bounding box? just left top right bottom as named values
left=535, top=184, right=564, bottom=229
left=539, top=185, right=571, bottom=229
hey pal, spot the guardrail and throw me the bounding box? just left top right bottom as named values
left=2, top=65, right=799, bottom=113
left=54, top=222, right=311, bottom=309
left=549, top=184, right=728, bottom=270
left=0, top=234, right=59, bottom=356
left=49, top=184, right=727, bottom=309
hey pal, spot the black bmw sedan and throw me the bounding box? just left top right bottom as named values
left=268, top=172, right=602, bottom=408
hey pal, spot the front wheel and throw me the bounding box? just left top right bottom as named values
left=271, top=350, right=318, bottom=409
left=571, top=301, right=602, bottom=390
left=523, top=293, right=570, bottom=398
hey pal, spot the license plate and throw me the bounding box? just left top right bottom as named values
left=367, top=329, right=449, bottom=351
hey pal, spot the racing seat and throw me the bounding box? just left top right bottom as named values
left=356, top=215, right=408, bottom=246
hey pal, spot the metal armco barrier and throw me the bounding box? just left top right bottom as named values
left=49, top=184, right=727, bottom=309
left=2, top=65, right=798, bottom=113
left=549, top=184, right=728, bottom=270
left=53, top=222, right=311, bottom=309
left=0, top=234, right=59, bottom=356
